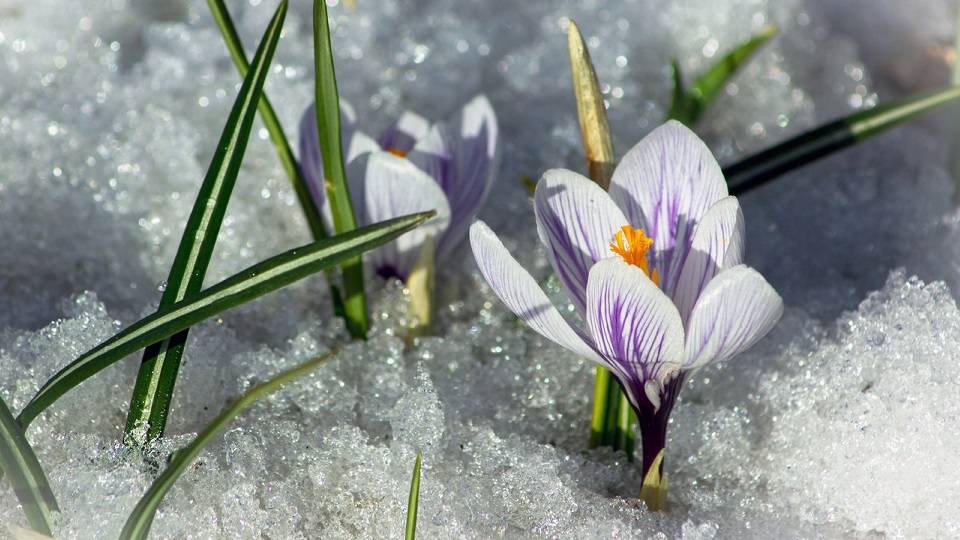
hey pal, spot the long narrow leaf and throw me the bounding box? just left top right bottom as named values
left=313, top=0, right=369, bottom=339
left=405, top=452, right=422, bottom=540
left=671, top=27, right=776, bottom=125
left=17, top=211, right=433, bottom=430
left=725, top=84, right=960, bottom=194
left=120, top=351, right=336, bottom=539
left=205, top=0, right=327, bottom=241
left=125, top=0, right=288, bottom=445
left=665, top=58, right=686, bottom=123
left=951, top=10, right=960, bottom=201
left=0, top=395, right=56, bottom=536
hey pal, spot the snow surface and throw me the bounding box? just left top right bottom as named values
left=1, top=0, right=959, bottom=538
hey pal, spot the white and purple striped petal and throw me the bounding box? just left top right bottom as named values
left=534, top=169, right=628, bottom=317
left=433, top=95, right=500, bottom=262
left=469, top=221, right=607, bottom=367
left=377, top=111, right=430, bottom=154
left=608, top=120, right=728, bottom=301
left=683, top=265, right=783, bottom=369
left=673, top=197, right=745, bottom=326
left=359, top=152, right=451, bottom=280
left=585, top=258, right=685, bottom=408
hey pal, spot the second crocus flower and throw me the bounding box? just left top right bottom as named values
left=299, top=95, right=499, bottom=281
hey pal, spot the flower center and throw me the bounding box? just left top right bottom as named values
left=386, top=147, right=408, bottom=158
left=610, top=225, right=658, bottom=285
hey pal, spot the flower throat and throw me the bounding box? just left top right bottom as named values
left=609, top=225, right=658, bottom=285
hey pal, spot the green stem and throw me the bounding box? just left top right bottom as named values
left=589, top=366, right=612, bottom=447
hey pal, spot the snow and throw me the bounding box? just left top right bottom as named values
left=1, top=0, right=959, bottom=537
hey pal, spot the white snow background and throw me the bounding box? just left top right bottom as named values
left=1, top=0, right=960, bottom=538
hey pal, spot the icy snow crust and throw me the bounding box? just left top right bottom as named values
left=1, top=0, right=959, bottom=538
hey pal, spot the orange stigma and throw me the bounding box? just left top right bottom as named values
left=610, top=225, right=658, bottom=285
left=386, top=147, right=408, bottom=158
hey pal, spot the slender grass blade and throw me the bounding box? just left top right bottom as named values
left=205, top=0, right=328, bottom=241
left=120, top=351, right=335, bottom=539
left=666, top=58, right=687, bottom=123
left=18, top=211, right=433, bottom=430
left=405, top=452, right=422, bottom=540
left=124, top=0, right=289, bottom=445
left=0, top=395, right=56, bottom=536
left=313, top=0, right=369, bottom=339
left=205, top=0, right=349, bottom=336
left=671, top=27, right=776, bottom=126
left=725, top=85, right=960, bottom=194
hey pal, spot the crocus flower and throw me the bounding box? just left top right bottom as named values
left=300, top=95, right=499, bottom=281
left=469, top=120, right=782, bottom=487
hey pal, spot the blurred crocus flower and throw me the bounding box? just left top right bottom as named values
left=470, top=120, right=782, bottom=495
left=300, top=95, right=499, bottom=281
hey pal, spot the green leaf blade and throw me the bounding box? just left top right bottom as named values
left=405, top=452, right=422, bottom=540
left=205, top=0, right=328, bottom=242
left=19, top=211, right=433, bottom=431
left=313, top=0, right=369, bottom=339
left=674, top=26, right=776, bottom=125
left=725, top=84, right=960, bottom=194
left=0, top=395, right=56, bottom=536
left=125, top=0, right=289, bottom=444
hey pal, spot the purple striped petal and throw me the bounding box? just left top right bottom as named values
left=534, top=169, right=628, bottom=318
left=407, top=124, right=456, bottom=256
left=299, top=102, right=328, bottom=211
left=377, top=111, right=430, bottom=153
left=432, top=95, right=500, bottom=262
left=683, top=265, right=783, bottom=369
left=408, top=124, right=453, bottom=188
left=470, top=221, right=607, bottom=366
left=359, top=152, right=451, bottom=280
left=673, top=197, right=745, bottom=326
left=608, top=120, right=728, bottom=301
left=586, top=258, right=685, bottom=408
left=345, top=130, right=380, bottom=164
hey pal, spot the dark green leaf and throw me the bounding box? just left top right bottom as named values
left=672, top=26, right=776, bottom=125
left=18, top=211, right=434, bottom=430
left=205, top=0, right=328, bottom=241
left=313, top=0, right=369, bottom=339
left=124, top=0, right=288, bottom=445
left=726, top=85, right=960, bottom=194
left=666, top=58, right=688, bottom=124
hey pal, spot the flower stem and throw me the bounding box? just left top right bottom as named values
left=634, top=375, right=685, bottom=510
left=614, top=389, right=635, bottom=457
left=589, top=367, right=613, bottom=448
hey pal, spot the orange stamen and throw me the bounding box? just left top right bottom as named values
left=386, top=147, right=408, bottom=158
left=609, top=225, right=659, bottom=285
